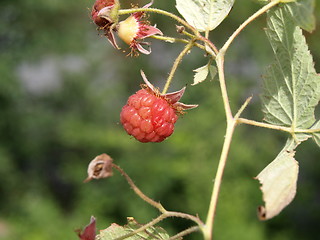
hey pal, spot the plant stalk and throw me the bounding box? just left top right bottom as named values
left=162, top=41, right=195, bottom=94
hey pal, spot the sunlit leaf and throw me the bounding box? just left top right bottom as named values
left=175, top=0, right=235, bottom=32
left=255, top=139, right=299, bottom=220
left=99, top=217, right=175, bottom=240
left=261, top=7, right=320, bottom=129
left=283, top=0, right=316, bottom=32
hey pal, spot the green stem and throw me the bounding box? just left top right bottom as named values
left=202, top=3, right=282, bottom=239
left=169, top=226, right=200, bottom=240
left=221, top=0, right=280, bottom=54
left=112, top=164, right=166, bottom=213
left=162, top=41, right=195, bottom=94
left=150, top=35, right=206, bottom=51
left=237, top=118, right=320, bottom=134
left=203, top=119, right=236, bottom=240
left=216, top=53, right=233, bottom=122
left=118, top=8, right=199, bottom=36
left=116, top=211, right=203, bottom=240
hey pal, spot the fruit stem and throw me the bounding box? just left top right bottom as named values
left=162, top=41, right=195, bottom=94
left=112, top=164, right=166, bottom=212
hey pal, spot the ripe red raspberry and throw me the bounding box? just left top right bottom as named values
left=120, top=71, right=198, bottom=143
left=121, top=89, right=178, bottom=142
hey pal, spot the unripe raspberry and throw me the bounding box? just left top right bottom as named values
left=120, top=71, right=198, bottom=143
left=120, top=89, right=178, bottom=142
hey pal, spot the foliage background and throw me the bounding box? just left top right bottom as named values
left=0, top=0, right=319, bottom=239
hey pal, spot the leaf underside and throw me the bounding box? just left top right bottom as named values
left=175, top=0, right=235, bottom=32
left=261, top=7, right=320, bottom=129
left=258, top=5, right=320, bottom=220
left=283, top=0, right=316, bottom=33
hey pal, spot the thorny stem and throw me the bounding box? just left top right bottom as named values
left=203, top=119, right=237, bottom=240
left=220, top=0, right=280, bottom=53
left=216, top=54, right=233, bottom=122
left=112, top=164, right=166, bottom=212
left=202, top=2, right=281, bottom=239
left=162, top=41, right=195, bottom=94
left=169, top=226, right=200, bottom=240
left=237, top=118, right=320, bottom=134
left=116, top=212, right=202, bottom=240
left=112, top=164, right=204, bottom=240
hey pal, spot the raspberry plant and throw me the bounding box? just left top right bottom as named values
left=79, top=0, right=320, bottom=239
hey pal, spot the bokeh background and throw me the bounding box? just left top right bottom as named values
left=1, top=0, right=320, bottom=239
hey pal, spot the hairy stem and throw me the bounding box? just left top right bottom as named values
left=169, top=226, right=200, bottom=240
left=237, top=118, right=320, bottom=134
left=203, top=120, right=236, bottom=240
left=216, top=53, right=233, bottom=122
left=116, top=211, right=203, bottom=240
left=112, top=164, right=166, bottom=212
left=162, top=41, right=195, bottom=94
left=221, top=0, right=280, bottom=53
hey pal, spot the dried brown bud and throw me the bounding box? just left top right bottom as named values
left=84, top=154, right=113, bottom=182
left=176, top=25, right=185, bottom=34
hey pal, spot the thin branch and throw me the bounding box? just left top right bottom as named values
left=169, top=226, right=200, bottom=240
left=221, top=0, right=280, bottom=53
left=237, top=118, right=320, bottom=134
left=162, top=41, right=195, bottom=94
left=112, top=164, right=166, bottom=213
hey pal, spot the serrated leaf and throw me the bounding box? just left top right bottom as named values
left=193, top=65, right=209, bottom=85
left=99, top=217, right=174, bottom=240
left=261, top=7, right=320, bottom=129
left=175, top=0, right=235, bottom=32
left=311, top=120, right=320, bottom=147
left=192, top=63, right=217, bottom=85
left=283, top=0, right=316, bottom=32
left=255, top=139, right=299, bottom=220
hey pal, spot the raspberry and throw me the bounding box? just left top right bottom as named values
left=120, top=89, right=178, bottom=142
left=119, top=71, right=198, bottom=143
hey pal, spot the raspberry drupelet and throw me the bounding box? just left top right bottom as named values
left=120, top=71, right=198, bottom=143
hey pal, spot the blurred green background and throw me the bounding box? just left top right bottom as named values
left=1, top=0, right=319, bottom=239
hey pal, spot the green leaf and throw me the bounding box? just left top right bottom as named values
left=283, top=0, right=316, bottom=32
left=255, top=138, right=299, bottom=220
left=192, top=62, right=217, bottom=85
left=261, top=7, right=320, bottom=129
left=99, top=217, right=175, bottom=240
left=175, top=0, right=235, bottom=32
left=311, top=120, right=320, bottom=147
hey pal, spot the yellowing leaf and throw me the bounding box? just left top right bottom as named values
left=255, top=139, right=299, bottom=220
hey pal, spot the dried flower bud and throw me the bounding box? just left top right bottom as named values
left=84, top=154, right=113, bottom=182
